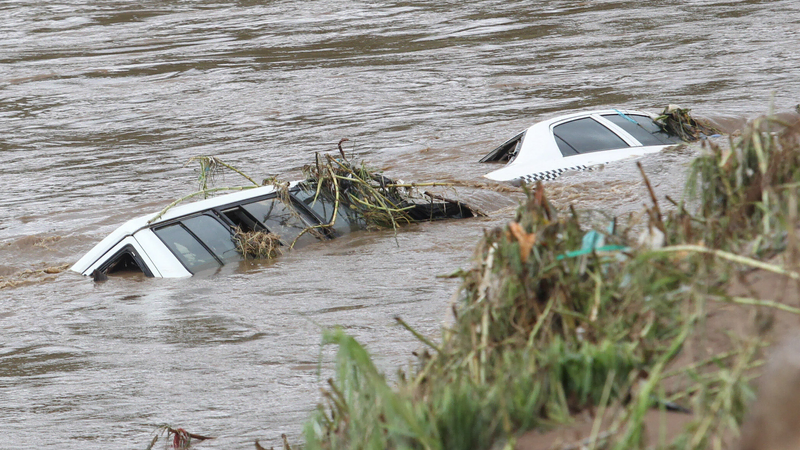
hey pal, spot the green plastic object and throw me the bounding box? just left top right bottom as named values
left=557, top=230, right=628, bottom=260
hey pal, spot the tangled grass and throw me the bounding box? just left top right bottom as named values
left=655, top=105, right=719, bottom=142
left=150, top=150, right=476, bottom=249
left=233, top=228, right=283, bottom=260
left=685, top=114, right=800, bottom=249
left=302, top=153, right=469, bottom=233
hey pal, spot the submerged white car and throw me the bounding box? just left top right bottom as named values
left=72, top=182, right=473, bottom=279
left=480, top=110, right=680, bottom=183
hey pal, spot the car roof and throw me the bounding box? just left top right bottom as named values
left=71, top=183, right=286, bottom=275
left=511, top=109, right=654, bottom=166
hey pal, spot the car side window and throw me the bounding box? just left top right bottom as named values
left=182, top=215, right=241, bottom=263
left=602, top=114, right=680, bottom=146
left=240, top=198, right=317, bottom=247
left=154, top=223, right=222, bottom=273
left=292, top=186, right=365, bottom=235
left=553, top=117, right=629, bottom=157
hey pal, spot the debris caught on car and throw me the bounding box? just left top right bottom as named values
left=233, top=228, right=283, bottom=260
left=72, top=150, right=482, bottom=279
left=655, top=105, right=719, bottom=142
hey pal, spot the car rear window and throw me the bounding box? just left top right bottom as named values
left=479, top=131, right=526, bottom=163
left=602, top=113, right=680, bottom=146
left=553, top=117, right=629, bottom=157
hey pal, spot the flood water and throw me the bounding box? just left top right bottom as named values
left=2, top=1, right=800, bottom=448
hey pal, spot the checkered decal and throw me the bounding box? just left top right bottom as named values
left=517, top=165, right=590, bottom=183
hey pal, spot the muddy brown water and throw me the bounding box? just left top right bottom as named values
left=2, top=1, right=800, bottom=448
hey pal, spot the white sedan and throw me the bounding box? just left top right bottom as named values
left=480, top=110, right=680, bottom=184
left=71, top=180, right=475, bottom=279
left=70, top=183, right=355, bottom=278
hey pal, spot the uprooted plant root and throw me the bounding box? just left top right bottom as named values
left=146, top=425, right=214, bottom=450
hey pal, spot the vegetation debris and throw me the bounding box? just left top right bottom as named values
left=300, top=152, right=479, bottom=234
left=151, top=147, right=481, bottom=260
left=145, top=425, right=213, bottom=450
left=233, top=228, right=283, bottom=259
left=655, top=105, right=719, bottom=142
left=302, top=109, right=800, bottom=450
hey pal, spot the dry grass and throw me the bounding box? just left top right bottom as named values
left=233, top=228, right=283, bottom=260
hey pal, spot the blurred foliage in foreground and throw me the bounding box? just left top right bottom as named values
left=302, top=111, right=800, bottom=450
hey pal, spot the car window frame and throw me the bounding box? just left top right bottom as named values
left=150, top=190, right=330, bottom=274
left=96, top=243, right=155, bottom=277
left=598, top=113, right=680, bottom=146
left=479, top=131, right=526, bottom=163
left=152, top=213, right=232, bottom=274
left=290, top=185, right=365, bottom=236
left=550, top=113, right=659, bottom=158
left=216, top=190, right=329, bottom=242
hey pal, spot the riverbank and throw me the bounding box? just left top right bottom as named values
left=301, top=111, right=800, bottom=450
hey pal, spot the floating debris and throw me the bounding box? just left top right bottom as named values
left=0, top=263, right=70, bottom=289
left=301, top=152, right=478, bottom=233
left=189, top=155, right=260, bottom=193
left=145, top=425, right=213, bottom=450
left=32, top=235, right=61, bottom=249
